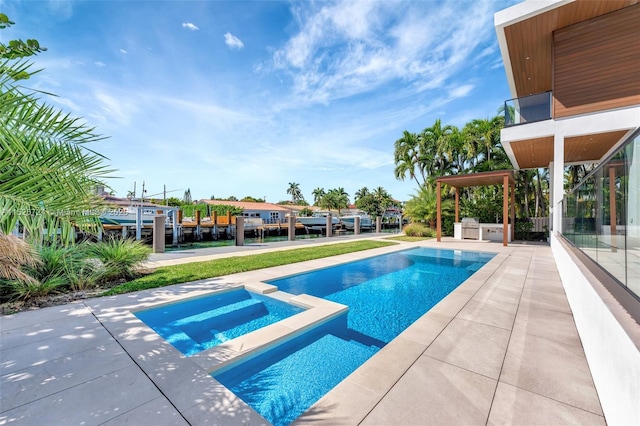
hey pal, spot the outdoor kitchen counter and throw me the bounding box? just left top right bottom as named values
left=453, top=222, right=512, bottom=242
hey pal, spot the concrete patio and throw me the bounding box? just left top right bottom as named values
left=1, top=237, right=606, bottom=425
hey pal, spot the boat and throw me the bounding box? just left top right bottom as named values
left=99, top=207, right=160, bottom=226
left=296, top=212, right=340, bottom=231
left=339, top=214, right=373, bottom=231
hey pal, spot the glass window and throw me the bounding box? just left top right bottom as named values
left=562, top=130, right=639, bottom=299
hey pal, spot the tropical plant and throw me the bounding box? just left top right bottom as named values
left=393, top=130, right=424, bottom=188
left=466, top=117, right=502, bottom=164
left=0, top=231, right=39, bottom=282
left=402, top=223, right=436, bottom=238
left=299, top=207, right=314, bottom=217
left=322, top=187, right=349, bottom=215
left=311, top=187, right=325, bottom=206
left=0, top=15, right=111, bottom=243
left=84, top=238, right=151, bottom=281
left=286, top=182, right=304, bottom=203
left=421, top=118, right=453, bottom=182
left=355, top=186, right=393, bottom=218
left=404, top=185, right=453, bottom=228
left=354, top=187, right=369, bottom=202
left=3, top=276, right=63, bottom=301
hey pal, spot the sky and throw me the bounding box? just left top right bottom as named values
left=2, top=0, right=517, bottom=204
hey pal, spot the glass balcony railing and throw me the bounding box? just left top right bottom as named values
left=504, top=91, right=552, bottom=126
left=561, top=128, right=640, bottom=301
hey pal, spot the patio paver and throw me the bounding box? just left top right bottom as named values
left=0, top=237, right=609, bottom=425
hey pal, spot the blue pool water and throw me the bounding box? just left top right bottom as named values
left=213, top=247, right=495, bottom=425
left=134, top=289, right=305, bottom=356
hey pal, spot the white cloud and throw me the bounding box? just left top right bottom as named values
left=182, top=22, right=199, bottom=31
left=94, top=61, right=106, bottom=67
left=92, top=91, right=138, bottom=126
left=47, top=0, right=73, bottom=20
left=224, top=32, right=244, bottom=49
left=449, top=84, right=475, bottom=99
left=119, top=49, right=127, bottom=54
left=269, top=1, right=495, bottom=109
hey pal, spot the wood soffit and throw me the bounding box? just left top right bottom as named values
left=508, top=130, right=629, bottom=169
left=504, top=0, right=638, bottom=97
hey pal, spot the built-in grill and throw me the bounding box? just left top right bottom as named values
left=461, top=217, right=480, bottom=240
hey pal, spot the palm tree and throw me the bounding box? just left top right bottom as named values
left=334, top=187, right=349, bottom=214
left=394, top=131, right=425, bottom=188
left=467, top=117, right=502, bottom=164
left=404, top=186, right=453, bottom=228
left=0, top=49, right=111, bottom=243
left=422, top=119, right=454, bottom=180
left=286, top=182, right=303, bottom=203
left=354, top=187, right=369, bottom=202
left=312, top=187, right=325, bottom=206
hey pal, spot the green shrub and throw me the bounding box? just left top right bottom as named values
left=3, top=277, right=64, bottom=301
left=65, top=256, right=105, bottom=291
left=85, top=238, right=151, bottom=281
left=403, top=223, right=436, bottom=238
left=21, top=243, right=86, bottom=289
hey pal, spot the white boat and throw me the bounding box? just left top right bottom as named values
left=99, top=207, right=159, bottom=226
left=339, top=214, right=373, bottom=231
left=296, top=212, right=340, bottom=230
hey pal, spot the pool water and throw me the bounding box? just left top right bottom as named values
left=214, top=247, right=495, bottom=425
left=215, top=315, right=376, bottom=426
left=134, top=289, right=305, bottom=356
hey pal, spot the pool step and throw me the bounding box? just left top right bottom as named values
left=141, top=289, right=252, bottom=323
left=176, top=299, right=268, bottom=343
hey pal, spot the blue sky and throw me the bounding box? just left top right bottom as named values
left=3, top=0, right=516, bottom=204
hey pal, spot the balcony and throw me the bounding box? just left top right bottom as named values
left=504, top=91, right=552, bottom=127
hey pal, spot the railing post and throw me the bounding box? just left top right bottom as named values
left=288, top=215, right=295, bottom=241
left=235, top=216, right=244, bottom=246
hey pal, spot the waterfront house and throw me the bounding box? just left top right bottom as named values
left=199, top=200, right=293, bottom=224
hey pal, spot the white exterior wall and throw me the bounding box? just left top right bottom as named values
left=551, top=236, right=640, bottom=426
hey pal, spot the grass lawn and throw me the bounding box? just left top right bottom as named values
left=385, top=235, right=434, bottom=242
left=104, top=240, right=397, bottom=295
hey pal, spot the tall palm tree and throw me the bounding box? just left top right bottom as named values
left=354, top=187, right=369, bottom=202
left=467, top=116, right=502, bottom=164
left=312, top=187, right=325, bottom=206
left=286, top=182, right=303, bottom=203
left=335, top=187, right=349, bottom=214
left=0, top=29, right=111, bottom=243
left=422, top=119, right=454, bottom=180
left=394, top=130, right=425, bottom=188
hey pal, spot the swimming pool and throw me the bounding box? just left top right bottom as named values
left=134, top=289, right=305, bottom=356
left=213, top=247, right=495, bottom=425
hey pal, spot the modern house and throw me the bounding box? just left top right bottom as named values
left=494, top=1, right=639, bottom=424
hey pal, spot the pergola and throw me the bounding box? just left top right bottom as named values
left=436, top=170, right=516, bottom=247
